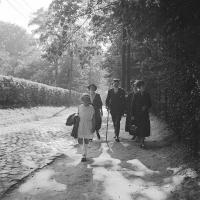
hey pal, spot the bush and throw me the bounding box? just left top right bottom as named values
left=0, top=75, right=81, bottom=108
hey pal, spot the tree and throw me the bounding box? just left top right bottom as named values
left=29, top=0, right=105, bottom=90
left=0, top=21, right=31, bottom=56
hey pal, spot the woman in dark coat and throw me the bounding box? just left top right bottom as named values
left=131, top=80, right=151, bottom=148
left=125, top=80, right=137, bottom=139
left=88, top=84, right=103, bottom=139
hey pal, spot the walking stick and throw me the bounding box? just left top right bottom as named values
left=105, top=108, right=110, bottom=147
left=105, top=80, right=113, bottom=150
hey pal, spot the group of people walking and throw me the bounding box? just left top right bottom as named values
left=75, top=78, right=151, bottom=162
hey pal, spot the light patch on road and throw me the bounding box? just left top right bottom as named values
left=22, top=157, right=37, bottom=169
left=121, top=142, right=130, bottom=147
left=19, top=169, right=66, bottom=194
left=90, top=143, right=197, bottom=200
left=90, top=143, right=165, bottom=200
left=127, top=159, right=160, bottom=176
left=43, top=138, right=82, bottom=166
left=64, top=146, right=82, bottom=166
left=91, top=143, right=121, bottom=170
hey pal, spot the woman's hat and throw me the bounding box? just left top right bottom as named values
left=135, top=80, right=145, bottom=88
left=87, top=84, right=97, bottom=91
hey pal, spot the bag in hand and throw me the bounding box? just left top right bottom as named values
left=130, top=124, right=138, bottom=132
left=65, top=113, right=80, bottom=139
left=66, top=113, right=77, bottom=126
left=129, top=119, right=138, bottom=135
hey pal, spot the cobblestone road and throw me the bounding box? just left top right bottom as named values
left=0, top=107, right=77, bottom=197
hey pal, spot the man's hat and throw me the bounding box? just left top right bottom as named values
left=87, top=84, right=97, bottom=91
left=112, top=78, right=120, bottom=83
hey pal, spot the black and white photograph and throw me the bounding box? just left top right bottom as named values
left=0, top=0, right=200, bottom=199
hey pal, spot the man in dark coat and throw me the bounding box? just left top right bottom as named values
left=131, top=80, right=151, bottom=148
left=106, top=79, right=126, bottom=142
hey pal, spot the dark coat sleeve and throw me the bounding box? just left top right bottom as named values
left=147, top=93, right=152, bottom=109
left=97, top=94, right=103, bottom=109
left=105, top=89, right=111, bottom=108
left=125, top=93, right=133, bottom=115
left=131, top=93, right=137, bottom=117
left=125, top=95, right=129, bottom=115
left=144, top=92, right=152, bottom=111
left=121, top=89, right=126, bottom=114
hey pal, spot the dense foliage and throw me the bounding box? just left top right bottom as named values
left=0, top=75, right=81, bottom=108
left=29, top=3, right=105, bottom=91
left=81, top=0, right=200, bottom=154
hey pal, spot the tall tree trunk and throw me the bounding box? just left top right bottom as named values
left=121, top=30, right=126, bottom=89
left=126, top=39, right=131, bottom=92
left=69, top=50, right=73, bottom=103
left=121, top=0, right=127, bottom=89
left=54, top=60, right=58, bottom=86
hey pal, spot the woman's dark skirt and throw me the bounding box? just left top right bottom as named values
left=135, top=115, right=150, bottom=137
left=95, top=109, right=102, bottom=131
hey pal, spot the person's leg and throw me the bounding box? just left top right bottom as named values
left=82, top=143, right=88, bottom=157
left=140, top=137, right=145, bottom=148
left=81, top=138, right=88, bottom=162
left=96, top=130, right=100, bottom=139
left=115, top=114, right=122, bottom=142
left=95, top=111, right=101, bottom=140
left=111, top=114, right=117, bottom=138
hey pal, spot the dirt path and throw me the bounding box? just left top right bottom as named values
left=1, top=110, right=197, bottom=200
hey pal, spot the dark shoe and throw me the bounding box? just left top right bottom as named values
left=96, top=132, right=100, bottom=140
left=115, top=138, right=120, bottom=142
left=81, top=157, right=87, bottom=162
left=89, top=139, right=93, bottom=142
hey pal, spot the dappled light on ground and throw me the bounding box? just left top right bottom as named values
left=19, top=169, right=66, bottom=195
left=90, top=143, right=196, bottom=200
left=127, top=159, right=160, bottom=176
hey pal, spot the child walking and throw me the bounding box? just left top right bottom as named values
left=77, top=93, right=95, bottom=162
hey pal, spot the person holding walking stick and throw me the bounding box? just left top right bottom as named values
left=106, top=79, right=126, bottom=142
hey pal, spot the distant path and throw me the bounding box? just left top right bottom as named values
left=1, top=108, right=195, bottom=200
